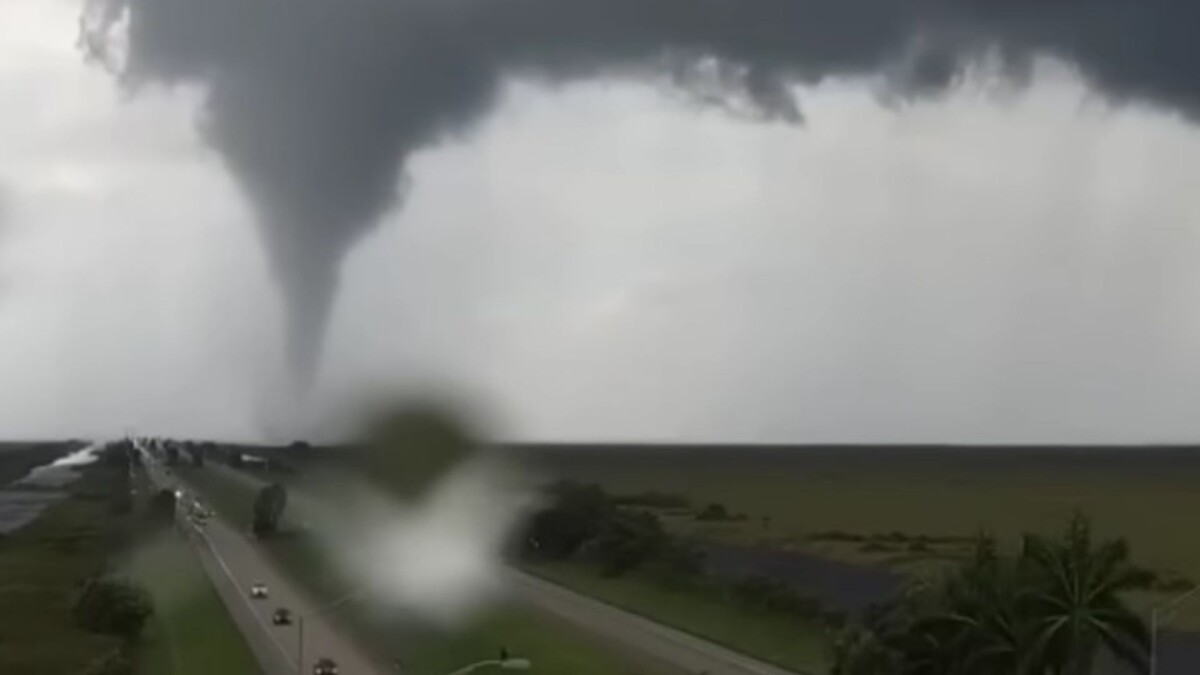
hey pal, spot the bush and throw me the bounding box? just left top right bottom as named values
left=830, top=625, right=899, bottom=675
left=147, top=489, right=175, bottom=525
left=588, top=510, right=667, bottom=577
left=695, top=503, right=731, bottom=521
left=521, top=481, right=614, bottom=560
left=252, top=483, right=287, bottom=537
left=73, top=577, right=152, bottom=641
left=728, top=575, right=824, bottom=618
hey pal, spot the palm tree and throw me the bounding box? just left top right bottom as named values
left=1020, top=512, right=1152, bottom=675
left=931, top=535, right=1036, bottom=674
left=831, top=518, right=1152, bottom=675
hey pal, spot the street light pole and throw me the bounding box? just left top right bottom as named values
left=1151, top=585, right=1200, bottom=675
left=294, top=588, right=365, bottom=674
left=297, top=615, right=304, bottom=675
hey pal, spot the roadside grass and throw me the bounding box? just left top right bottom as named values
left=525, top=560, right=832, bottom=674
left=0, top=466, right=125, bottom=673
left=127, top=529, right=262, bottom=675
left=177, top=464, right=678, bottom=675
left=555, top=458, right=1200, bottom=630
left=396, top=605, right=667, bottom=675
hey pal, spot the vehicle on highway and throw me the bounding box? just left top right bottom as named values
left=313, top=657, right=339, bottom=675
left=272, top=607, right=293, bottom=625
left=250, top=582, right=268, bottom=599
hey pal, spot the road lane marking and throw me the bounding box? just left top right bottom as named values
left=195, top=526, right=297, bottom=669
left=145, top=459, right=297, bottom=673
left=513, top=572, right=813, bottom=675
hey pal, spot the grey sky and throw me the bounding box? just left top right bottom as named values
left=3, top=0, right=1200, bottom=443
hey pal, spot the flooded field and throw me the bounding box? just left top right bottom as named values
left=0, top=442, right=98, bottom=534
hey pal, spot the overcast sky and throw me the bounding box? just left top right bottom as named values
left=3, top=0, right=1200, bottom=444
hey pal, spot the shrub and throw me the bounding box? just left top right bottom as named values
left=590, top=510, right=667, bottom=577
left=695, top=503, right=731, bottom=521
left=252, top=483, right=287, bottom=537
left=73, top=577, right=152, bottom=641
left=728, top=575, right=824, bottom=618
left=147, top=489, right=175, bottom=525
left=521, top=481, right=614, bottom=560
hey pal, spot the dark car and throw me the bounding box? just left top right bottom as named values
left=272, top=608, right=292, bottom=625
left=313, top=657, right=338, bottom=675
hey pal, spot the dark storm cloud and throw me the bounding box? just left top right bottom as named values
left=79, top=0, right=1200, bottom=390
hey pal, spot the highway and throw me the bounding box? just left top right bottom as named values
left=508, top=571, right=807, bottom=675
left=142, top=445, right=815, bottom=675
left=139, top=444, right=385, bottom=675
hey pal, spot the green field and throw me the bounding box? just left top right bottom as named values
left=177, top=464, right=676, bottom=675
left=550, top=449, right=1200, bottom=629
left=0, top=464, right=126, bottom=672
left=127, top=530, right=262, bottom=675
left=527, top=560, right=832, bottom=674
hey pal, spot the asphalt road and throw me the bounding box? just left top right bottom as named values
left=150, top=453, right=816, bottom=675
left=508, top=571, right=808, bottom=675
left=140, top=444, right=385, bottom=675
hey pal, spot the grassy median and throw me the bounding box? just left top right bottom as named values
left=128, top=530, right=262, bottom=675
left=526, top=560, right=831, bottom=673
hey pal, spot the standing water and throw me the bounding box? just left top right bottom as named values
left=0, top=442, right=101, bottom=534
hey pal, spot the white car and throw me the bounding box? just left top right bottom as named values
left=250, top=582, right=268, bottom=599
